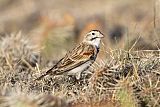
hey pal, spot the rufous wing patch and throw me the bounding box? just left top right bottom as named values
left=83, top=51, right=93, bottom=56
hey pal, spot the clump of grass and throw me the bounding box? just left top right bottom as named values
left=0, top=32, right=40, bottom=90
left=0, top=93, right=70, bottom=107
left=116, top=81, right=137, bottom=107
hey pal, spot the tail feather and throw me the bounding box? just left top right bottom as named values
left=34, top=67, right=55, bottom=81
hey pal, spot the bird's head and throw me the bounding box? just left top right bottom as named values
left=83, top=30, right=104, bottom=47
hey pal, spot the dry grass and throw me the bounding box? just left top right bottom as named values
left=0, top=0, right=160, bottom=107
left=0, top=32, right=159, bottom=107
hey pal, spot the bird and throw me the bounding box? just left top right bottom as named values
left=35, top=30, right=104, bottom=80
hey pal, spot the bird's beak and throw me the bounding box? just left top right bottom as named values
left=98, top=33, right=104, bottom=38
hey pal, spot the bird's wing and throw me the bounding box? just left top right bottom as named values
left=56, top=43, right=95, bottom=71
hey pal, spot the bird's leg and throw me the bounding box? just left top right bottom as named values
left=75, top=72, right=81, bottom=80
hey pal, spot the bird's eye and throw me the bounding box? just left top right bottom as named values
left=92, top=32, right=95, bottom=35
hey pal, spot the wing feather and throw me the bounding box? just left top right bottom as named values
left=56, top=43, right=95, bottom=71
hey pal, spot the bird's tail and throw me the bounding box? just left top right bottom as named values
left=34, top=67, right=55, bottom=81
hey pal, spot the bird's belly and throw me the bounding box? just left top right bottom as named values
left=67, top=61, right=92, bottom=75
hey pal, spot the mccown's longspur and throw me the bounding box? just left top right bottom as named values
left=35, top=30, right=104, bottom=80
